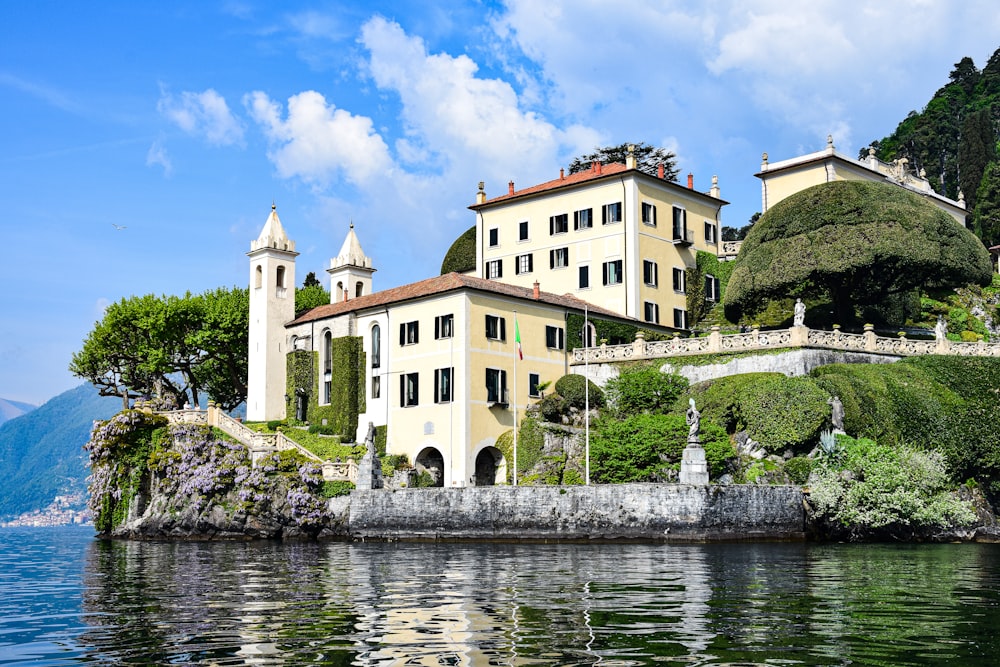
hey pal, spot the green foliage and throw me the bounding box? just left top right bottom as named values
left=321, top=480, right=354, bottom=498
left=604, top=366, right=688, bottom=418
left=70, top=286, right=250, bottom=410
left=294, top=283, right=330, bottom=316
left=537, top=394, right=567, bottom=424
left=266, top=420, right=285, bottom=431
left=684, top=373, right=830, bottom=453
left=724, top=181, right=993, bottom=324
left=285, top=336, right=365, bottom=440
left=415, top=471, right=436, bottom=487
left=440, top=225, right=477, bottom=275
left=784, top=456, right=815, bottom=486
left=381, top=454, right=409, bottom=479
left=553, top=374, right=604, bottom=409
left=591, top=414, right=731, bottom=483
left=974, top=160, right=1000, bottom=246
left=308, top=423, right=339, bottom=435
left=565, top=313, right=671, bottom=350
left=302, top=272, right=322, bottom=288
left=809, top=435, right=976, bottom=538
left=568, top=141, right=679, bottom=180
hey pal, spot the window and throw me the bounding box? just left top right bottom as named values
left=486, top=368, right=508, bottom=404
left=516, top=253, right=533, bottom=275
left=519, top=221, right=529, bottom=241
left=371, top=325, right=381, bottom=368
left=399, top=320, right=419, bottom=346
left=573, top=208, right=593, bottom=230
left=371, top=375, right=380, bottom=399
left=602, top=202, right=622, bottom=224
left=254, top=265, right=262, bottom=288
left=705, top=275, right=721, bottom=302
left=704, top=221, right=717, bottom=244
left=323, top=331, right=333, bottom=374
left=643, top=260, right=658, bottom=287
left=672, top=267, right=686, bottom=293
left=276, top=265, right=286, bottom=288
left=672, top=206, right=687, bottom=241
left=603, top=259, right=623, bottom=286
left=434, top=314, right=453, bottom=339
left=324, top=378, right=332, bottom=404
left=578, top=265, right=590, bottom=289
left=549, top=213, right=568, bottom=235
left=644, top=301, right=660, bottom=324
left=642, top=202, right=656, bottom=226
left=485, top=314, right=507, bottom=341
left=488, top=227, right=499, bottom=247
left=545, top=325, right=564, bottom=350
left=581, top=321, right=597, bottom=347
left=486, top=259, right=502, bottom=279
left=549, top=247, right=568, bottom=269
left=434, top=367, right=453, bottom=403
left=529, top=372, right=541, bottom=398
left=673, top=308, right=688, bottom=330
left=399, top=372, right=419, bottom=407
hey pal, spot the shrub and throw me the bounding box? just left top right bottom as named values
left=809, top=435, right=976, bottom=538
left=784, top=456, right=815, bottom=486
left=266, top=420, right=285, bottom=431
left=308, top=423, right=339, bottom=435
left=538, top=394, right=568, bottom=423
left=591, top=414, right=731, bottom=483
left=683, top=373, right=829, bottom=453
left=321, top=480, right=354, bottom=497
left=554, top=374, right=605, bottom=409
left=604, top=365, right=688, bottom=417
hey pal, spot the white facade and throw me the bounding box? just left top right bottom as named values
left=247, top=205, right=297, bottom=422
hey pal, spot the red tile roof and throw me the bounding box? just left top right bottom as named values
left=288, top=272, right=634, bottom=327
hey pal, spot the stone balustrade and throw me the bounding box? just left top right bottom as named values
left=153, top=402, right=357, bottom=483
left=571, top=324, right=1000, bottom=365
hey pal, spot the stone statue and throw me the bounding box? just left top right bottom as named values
left=793, top=298, right=806, bottom=327
left=364, top=421, right=376, bottom=457
left=935, top=315, right=947, bottom=342
left=686, top=398, right=701, bottom=442
left=828, top=395, right=845, bottom=432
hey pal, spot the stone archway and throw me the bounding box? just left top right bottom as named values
left=414, top=447, right=445, bottom=487
left=474, top=447, right=506, bottom=486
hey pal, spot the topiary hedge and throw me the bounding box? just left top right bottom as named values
left=440, top=225, right=477, bottom=274
left=554, top=374, right=604, bottom=409
left=682, top=373, right=830, bottom=454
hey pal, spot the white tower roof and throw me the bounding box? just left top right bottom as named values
left=250, top=204, right=296, bottom=253
left=331, top=222, right=372, bottom=269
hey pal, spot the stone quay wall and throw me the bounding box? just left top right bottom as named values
left=346, top=484, right=805, bottom=542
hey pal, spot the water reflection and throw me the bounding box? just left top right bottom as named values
left=0, top=531, right=992, bottom=666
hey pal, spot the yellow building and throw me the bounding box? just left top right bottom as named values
left=470, top=148, right=728, bottom=329
left=756, top=135, right=968, bottom=225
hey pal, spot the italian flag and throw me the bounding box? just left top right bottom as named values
left=515, top=317, right=523, bottom=360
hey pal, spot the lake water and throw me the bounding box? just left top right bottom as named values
left=2, top=526, right=999, bottom=665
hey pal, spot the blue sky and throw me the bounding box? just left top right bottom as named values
left=3, top=1, right=999, bottom=405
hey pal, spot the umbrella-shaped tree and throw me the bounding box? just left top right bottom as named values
left=724, top=180, right=992, bottom=324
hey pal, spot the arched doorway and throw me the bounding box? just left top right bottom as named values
left=414, top=447, right=445, bottom=487
left=474, top=447, right=506, bottom=486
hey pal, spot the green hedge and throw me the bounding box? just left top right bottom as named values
left=554, top=374, right=605, bottom=409
left=682, top=373, right=830, bottom=454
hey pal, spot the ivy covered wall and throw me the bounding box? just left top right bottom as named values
left=565, top=314, right=672, bottom=350
left=285, top=336, right=366, bottom=441
left=687, top=250, right=736, bottom=328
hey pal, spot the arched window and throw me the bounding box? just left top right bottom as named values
left=356, top=281, right=364, bottom=297
left=371, top=324, right=381, bottom=369
left=276, top=266, right=286, bottom=289
left=255, top=265, right=263, bottom=289
left=323, top=330, right=333, bottom=404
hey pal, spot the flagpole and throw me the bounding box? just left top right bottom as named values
left=512, top=309, right=518, bottom=486
left=584, top=305, right=590, bottom=486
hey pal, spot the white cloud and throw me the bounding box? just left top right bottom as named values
left=359, top=15, right=597, bottom=184
left=145, top=140, right=172, bottom=176
left=157, top=88, right=245, bottom=147
left=245, top=90, right=394, bottom=186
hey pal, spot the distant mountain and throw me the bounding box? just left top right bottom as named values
left=0, top=398, right=37, bottom=427
left=0, top=383, right=120, bottom=520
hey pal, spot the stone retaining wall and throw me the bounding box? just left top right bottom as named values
left=346, top=484, right=804, bottom=542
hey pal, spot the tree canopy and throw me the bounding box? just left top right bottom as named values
left=568, top=141, right=679, bottom=181
left=723, top=180, right=993, bottom=323
left=440, top=224, right=477, bottom=275
left=70, top=286, right=249, bottom=410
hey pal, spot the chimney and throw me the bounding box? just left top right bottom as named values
left=343, top=290, right=349, bottom=302
left=476, top=181, right=486, bottom=205
left=596, top=162, right=602, bottom=175
left=687, top=173, right=694, bottom=189
left=508, top=181, right=515, bottom=195
left=533, top=281, right=540, bottom=299
left=657, top=164, right=664, bottom=179
left=591, top=161, right=597, bottom=173
left=626, top=144, right=637, bottom=169
left=560, top=168, right=565, bottom=180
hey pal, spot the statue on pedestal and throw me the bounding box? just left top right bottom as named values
left=686, top=398, right=701, bottom=444
left=828, top=395, right=845, bottom=433
left=935, top=315, right=947, bottom=342
left=793, top=298, right=806, bottom=327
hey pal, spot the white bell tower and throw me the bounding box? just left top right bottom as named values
left=326, top=221, right=375, bottom=303
left=247, top=204, right=297, bottom=422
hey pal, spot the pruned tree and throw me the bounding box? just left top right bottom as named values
left=569, top=142, right=679, bottom=181
left=723, top=181, right=993, bottom=324
left=973, top=160, right=1000, bottom=248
